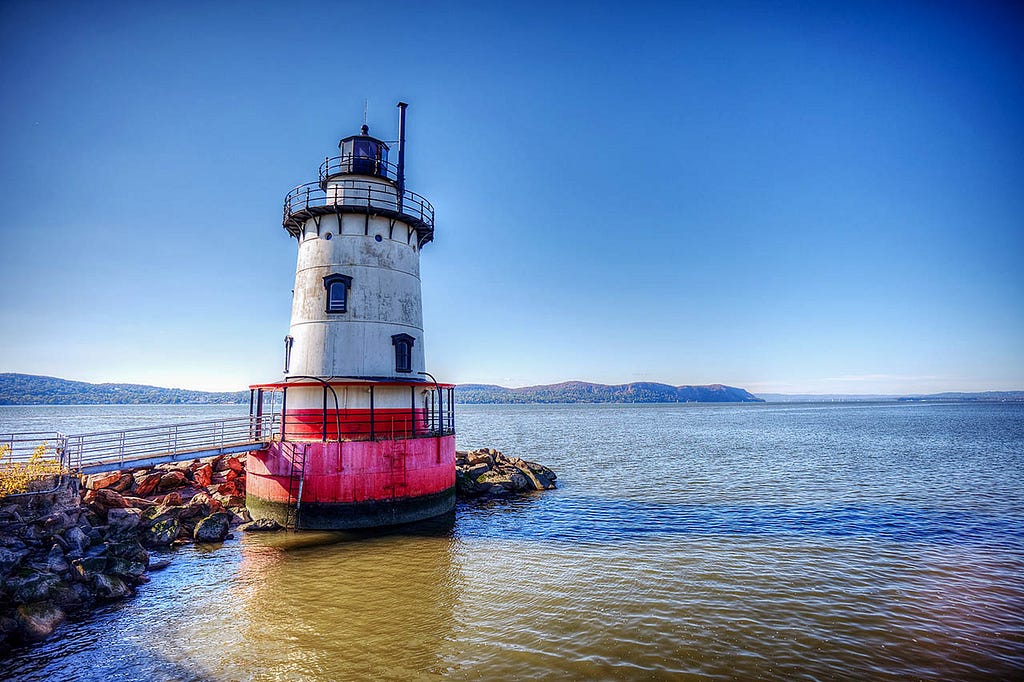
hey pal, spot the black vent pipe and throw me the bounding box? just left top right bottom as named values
left=396, top=101, right=408, bottom=198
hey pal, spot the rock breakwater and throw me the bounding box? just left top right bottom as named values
left=455, top=449, right=557, bottom=497
left=2, top=448, right=556, bottom=646
left=0, top=454, right=250, bottom=646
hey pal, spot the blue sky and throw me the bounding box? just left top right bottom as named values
left=1, top=0, right=1021, bottom=394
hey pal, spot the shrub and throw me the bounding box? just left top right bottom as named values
left=0, top=443, right=67, bottom=497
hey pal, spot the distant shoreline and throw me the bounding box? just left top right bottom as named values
left=1, top=373, right=1021, bottom=406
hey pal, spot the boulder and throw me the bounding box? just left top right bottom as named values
left=45, top=544, right=68, bottom=573
left=193, top=512, right=232, bottom=543
left=84, top=471, right=122, bottom=491
left=9, top=570, right=64, bottom=603
left=121, top=496, right=156, bottom=509
left=133, top=472, right=163, bottom=497
left=226, top=456, right=245, bottom=473
left=464, top=463, right=490, bottom=479
left=92, top=573, right=131, bottom=600
left=214, top=481, right=240, bottom=497
left=141, top=518, right=180, bottom=547
left=15, top=601, right=65, bottom=640
left=62, top=526, right=89, bottom=555
left=466, top=451, right=494, bottom=467
left=0, top=546, right=30, bottom=578
left=106, top=508, right=142, bottom=535
left=158, top=471, right=187, bottom=492
left=161, top=491, right=183, bottom=507
left=70, top=556, right=107, bottom=581
left=92, top=489, right=129, bottom=511
left=192, top=463, right=213, bottom=488
left=238, top=518, right=283, bottom=532
left=188, top=492, right=223, bottom=514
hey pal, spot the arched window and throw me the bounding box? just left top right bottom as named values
left=391, top=333, right=415, bottom=373
left=323, top=274, right=353, bottom=314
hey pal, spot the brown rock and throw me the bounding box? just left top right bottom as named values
left=15, top=602, right=65, bottom=639
left=189, top=492, right=224, bottom=513
left=158, top=471, right=187, bottom=492
left=466, top=451, right=494, bottom=467
left=161, top=492, right=183, bottom=507
left=134, top=472, right=163, bottom=497
left=215, top=481, right=240, bottom=497
left=93, top=488, right=129, bottom=510
left=227, top=456, right=245, bottom=473
left=121, top=496, right=156, bottom=509
left=193, top=463, right=213, bottom=488
left=84, top=472, right=122, bottom=491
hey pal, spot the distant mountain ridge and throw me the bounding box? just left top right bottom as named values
left=5, top=373, right=1018, bottom=406
left=1, top=374, right=763, bottom=405
left=0, top=373, right=247, bottom=405
left=454, top=381, right=763, bottom=404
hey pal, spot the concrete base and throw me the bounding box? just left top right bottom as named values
left=246, top=486, right=455, bottom=530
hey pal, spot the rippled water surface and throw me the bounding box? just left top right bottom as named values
left=2, top=402, right=1023, bottom=680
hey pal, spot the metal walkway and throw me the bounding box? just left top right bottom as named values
left=1, top=414, right=279, bottom=476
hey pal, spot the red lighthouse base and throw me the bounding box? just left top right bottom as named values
left=246, top=435, right=456, bottom=530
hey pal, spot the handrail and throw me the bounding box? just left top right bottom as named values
left=282, top=181, right=434, bottom=236
left=319, top=154, right=401, bottom=184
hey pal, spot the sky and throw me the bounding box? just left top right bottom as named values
left=0, top=0, right=1021, bottom=394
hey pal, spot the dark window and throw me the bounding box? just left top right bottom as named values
left=391, top=333, right=415, bottom=373
left=283, top=335, right=294, bottom=373
left=323, top=274, right=353, bottom=314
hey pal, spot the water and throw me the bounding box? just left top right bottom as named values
left=2, top=402, right=1022, bottom=680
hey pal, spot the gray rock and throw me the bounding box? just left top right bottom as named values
left=141, top=518, right=180, bottom=547
left=92, top=573, right=131, bottom=599
left=9, top=570, right=63, bottom=603
left=46, top=545, right=68, bottom=573
left=193, top=512, right=231, bottom=543
left=464, top=463, right=491, bottom=479
left=0, top=546, right=29, bottom=577
left=238, top=518, right=283, bottom=532
left=62, top=525, right=90, bottom=554
left=106, top=507, right=142, bottom=536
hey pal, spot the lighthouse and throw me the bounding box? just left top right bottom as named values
left=246, top=103, right=456, bottom=530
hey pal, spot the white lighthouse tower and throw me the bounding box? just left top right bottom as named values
left=247, top=103, right=456, bottom=529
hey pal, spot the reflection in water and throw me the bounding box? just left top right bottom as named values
left=188, top=517, right=460, bottom=680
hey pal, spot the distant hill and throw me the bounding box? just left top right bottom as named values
left=455, top=381, right=764, bottom=404
left=1, top=374, right=763, bottom=405
left=897, top=391, right=1024, bottom=403
left=0, top=374, right=247, bottom=405
left=760, top=391, right=1024, bottom=403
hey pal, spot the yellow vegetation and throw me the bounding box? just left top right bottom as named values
left=0, top=443, right=67, bottom=497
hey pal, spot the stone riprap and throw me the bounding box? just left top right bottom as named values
left=2, top=448, right=557, bottom=646
left=0, top=454, right=250, bottom=646
left=455, top=449, right=557, bottom=497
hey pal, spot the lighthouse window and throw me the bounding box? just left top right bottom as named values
left=391, top=334, right=415, bottom=373
left=323, top=274, right=353, bottom=314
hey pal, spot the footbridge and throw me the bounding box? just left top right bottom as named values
left=1, top=414, right=280, bottom=477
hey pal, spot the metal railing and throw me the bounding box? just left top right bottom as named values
left=1, top=414, right=279, bottom=474
left=250, top=383, right=455, bottom=444
left=319, top=154, right=401, bottom=184
left=283, top=181, right=434, bottom=234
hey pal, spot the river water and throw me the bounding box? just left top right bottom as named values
left=1, top=402, right=1022, bottom=680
